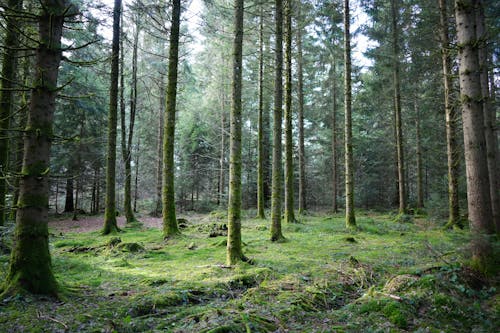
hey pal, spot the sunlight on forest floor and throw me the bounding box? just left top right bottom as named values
left=0, top=210, right=498, bottom=332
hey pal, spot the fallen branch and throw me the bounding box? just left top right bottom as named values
left=37, top=310, right=68, bottom=330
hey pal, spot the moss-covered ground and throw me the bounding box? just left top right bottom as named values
left=0, top=210, right=498, bottom=332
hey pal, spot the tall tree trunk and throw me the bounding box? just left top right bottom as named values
left=391, top=0, right=406, bottom=214
left=415, top=96, right=424, bottom=209
left=476, top=1, right=500, bottom=232
left=134, top=137, right=140, bottom=213
left=162, top=0, right=181, bottom=238
left=103, top=0, right=122, bottom=234
left=155, top=74, right=165, bottom=217
left=256, top=5, right=266, bottom=219
left=439, top=0, right=461, bottom=229
left=3, top=0, right=71, bottom=296
left=64, top=177, right=74, bottom=212
left=0, top=0, right=23, bottom=225
left=331, top=61, right=338, bottom=213
left=271, top=0, right=285, bottom=241
left=297, top=1, right=306, bottom=215
left=227, top=0, right=246, bottom=265
left=455, top=0, right=495, bottom=271
left=284, top=0, right=296, bottom=224
left=218, top=84, right=226, bottom=206
left=121, top=17, right=139, bottom=223
left=344, top=0, right=356, bottom=228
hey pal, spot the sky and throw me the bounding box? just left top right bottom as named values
left=99, top=0, right=372, bottom=68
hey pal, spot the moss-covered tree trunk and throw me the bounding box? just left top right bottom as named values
left=297, top=1, right=307, bottom=216
left=476, top=1, right=500, bottom=232
left=271, top=0, right=285, bottom=241
left=256, top=5, right=266, bottom=219
left=0, top=0, right=23, bottom=226
left=162, top=0, right=181, bottom=238
left=439, top=0, right=461, bottom=229
left=2, top=0, right=72, bottom=296
left=121, top=17, right=139, bottom=224
left=284, top=0, right=296, bottom=224
left=331, top=61, right=338, bottom=214
left=454, top=0, right=495, bottom=271
left=227, top=0, right=246, bottom=265
left=103, top=0, right=122, bottom=235
left=344, top=0, right=356, bottom=228
left=391, top=0, right=406, bottom=215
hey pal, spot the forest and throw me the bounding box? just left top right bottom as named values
left=0, top=0, right=498, bottom=331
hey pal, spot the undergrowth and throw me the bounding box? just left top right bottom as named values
left=0, top=210, right=498, bottom=332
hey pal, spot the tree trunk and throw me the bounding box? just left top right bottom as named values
left=227, top=0, right=246, bottom=265
left=0, top=0, right=23, bottom=225
left=297, top=3, right=306, bottom=215
left=121, top=16, right=139, bottom=224
left=476, top=1, right=500, bottom=232
left=155, top=74, right=165, bottom=217
left=439, top=0, right=461, bottom=229
left=103, top=0, right=122, bottom=234
left=271, top=0, right=285, bottom=241
left=415, top=96, right=424, bottom=209
left=64, top=177, right=74, bottom=212
left=391, top=0, right=406, bottom=215
left=284, top=0, right=296, bottom=224
left=455, top=0, right=495, bottom=271
left=162, top=0, right=181, bottom=238
left=2, top=0, right=71, bottom=296
left=331, top=61, right=338, bottom=214
left=256, top=5, right=266, bottom=219
left=218, top=85, right=226, bottom=206
left=133, top=137, right=140, bottom=213
left=344, top=0, right=356, bottom=228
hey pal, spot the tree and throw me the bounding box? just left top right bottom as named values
left=284, top=0, right=296, bottom=223
left=439, top=0, right=461, bottom=229
left=227, top=0, right=247, bottom=265
left=0, top=0, right=23, bottom=225
left=331, top=60, right=339, bottom=214
left=344, top=0, right=356, bottom=228
left=271, top=0, right=286, bottom=241
left=476, top=0, right=500, bottom=232
left=162, top=0, right=181, bottom=238
left=103, top=0, right=122, bottom=235
left=391, top=0, right=406, bottom=215
left=120, top=5, right=140, bottom=224
left=2, top=0, right=74, bottom=296
left=256, top=4, right=266, bottom=219
left=454, top=0, right=495, bottom=271
left=297, top=0, right=306, bottom=215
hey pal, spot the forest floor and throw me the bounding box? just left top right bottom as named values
left=0, top=210, right=499, bottom=332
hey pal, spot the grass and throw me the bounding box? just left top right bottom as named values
left=0, top=210, right=498, bottom=332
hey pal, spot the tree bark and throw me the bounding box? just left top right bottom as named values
left=0, top=0, right=23, bottom=225
left=455, top=0, right=495, bottom=271
left=227, top=0, right=246, bottom=265
left=344, top=0, right=356, bottom=228
left=439, top=0, right=461, bottom=229
left=297, top=3, right=306, bottom=215
left=103, top=0, right=122, bottom=234
left=331, top=61, right=338, bottom=214
left=162, top=0, right=181, bottom=238
left=271, top=0, right=285, bottom=241
left=256, top=5, right=266, bottom=219
left=3, top=0, right=72, bottom=296
left=415, top=96, right=424, bottom=209
left=391, top=0, right=406, bottom=215
left=476, top=0, right=500, bottom=232
left=121, top=14, right=139, bottom=223
left=284, top=0, right=296, bottom=224
left=155, top=74, right=165, bottom=217
left=64, top=177, right=74, bottom=212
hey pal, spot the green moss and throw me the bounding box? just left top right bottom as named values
left=382, top=301, right=408, bottom=328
